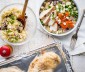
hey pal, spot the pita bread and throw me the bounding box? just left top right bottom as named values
left=28, top=52, right=61, bottom=72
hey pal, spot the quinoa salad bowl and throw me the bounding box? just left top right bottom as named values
left=39, top=0, right=81, bottom=36
left=0, top=3, right=37, bottom=45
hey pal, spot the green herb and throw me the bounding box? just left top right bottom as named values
left=8, top=36, right=19, bottom=43
left=6, top=29, right=12, bottom=33
left=10, top=15, right=15, bottom=20
left=40, top=20, right=44, bottom=25
left=58, top=3, right=61, bottom=12
left=65, top=5, right=68, bottom=8
left=51, top=13, right=55, bottom=20
left=48, top=5, right=51, bottom=8
left=73, top=11, right=78, bottom=18
left=9, top=20, right=14, bottom=24
left=15, top=36, right=18, bottom=41
left=63, top=0, right=66, bottom=1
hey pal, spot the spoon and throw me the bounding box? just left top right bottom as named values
left=17, top=0, right=28, bottom=29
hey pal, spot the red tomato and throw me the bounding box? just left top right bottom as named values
left=60, top=22, right=68, bottom=29
left=0, top=48, right=1, bottom=55
left=70, top=24, right=74, bottom=28
left=58, top=12, right=74, bottom=29
left=66, top=20, right=74, bottom=28
left=61, top=17, right=67, bottom=22
left=0, top=45, right=13, bottom=57
left=58, top=13, right=64, bottom=19
left=65, top=11, right=70, bottom=17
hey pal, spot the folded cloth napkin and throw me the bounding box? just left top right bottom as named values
left=70, top=43, right=85, bottom=55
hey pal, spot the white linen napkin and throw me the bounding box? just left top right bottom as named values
left=69, top=15, right=85, bottom=55
left=70, top=44, right=85, bottom=55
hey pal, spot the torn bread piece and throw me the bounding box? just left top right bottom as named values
left=39, top=69, right=53, bottom=72
left=28, top=52, right=61, bottom=72
left=39, top=6, right=54, bottom=20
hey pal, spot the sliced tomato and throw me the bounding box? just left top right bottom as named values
left=70, top=23, right=74, bottom=28
left=60, top=23, right=68, bottom=29
left=65, top=11, right=70, bottom=17
left=61, top=17, right=67, bottom=22
left=58, top=13, right=64, bottom=19
left=66, top=20, right=74, bottom=28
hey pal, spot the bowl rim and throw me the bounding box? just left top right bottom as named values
left=38, top=0, right=81, bottom=36
left=0, top=3, right=37, bottom=46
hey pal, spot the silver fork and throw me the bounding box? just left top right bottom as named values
left=70, top=10, right=85, bottom=50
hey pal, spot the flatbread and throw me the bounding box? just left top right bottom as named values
left=28, top=52, right=61, bottom=72
left=0, top=66, right=24, bottom=72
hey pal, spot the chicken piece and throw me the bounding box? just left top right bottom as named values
left=42, top=15, right=50, bottom=25
left=48, top=19, right=55, bottom=26
left=50, top=10, right=57, bottom=19
left=41, top=9, right=56, bottom=26
left=28, top=52, right=61, bottom=72
left=39, top=6, right=54, bottom=20
left=46, top=10, right=57, bottom=26
left=50, top=23, right=58, bottom=32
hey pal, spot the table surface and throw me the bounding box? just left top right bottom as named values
left=0, top=0, right=85, bottom=72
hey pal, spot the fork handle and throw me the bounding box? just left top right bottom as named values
left=75, top=10, right=85, bottom=35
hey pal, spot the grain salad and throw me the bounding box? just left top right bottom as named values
left=0, top=8, right=27, bottom=43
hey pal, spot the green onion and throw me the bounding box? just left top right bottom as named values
left=40, top=20, right=44, bottom=25
left=10, top=15, right=15, bottom=20
left=48, top=5, right=51, bottom=8
left=6, top=29, right=12, bottom=33
left=9, top=20, right=14, bottom=24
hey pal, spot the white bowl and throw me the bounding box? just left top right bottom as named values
left=0, top=3, right=37, bottom=45
left=38, top=0, right=81, bottom=36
